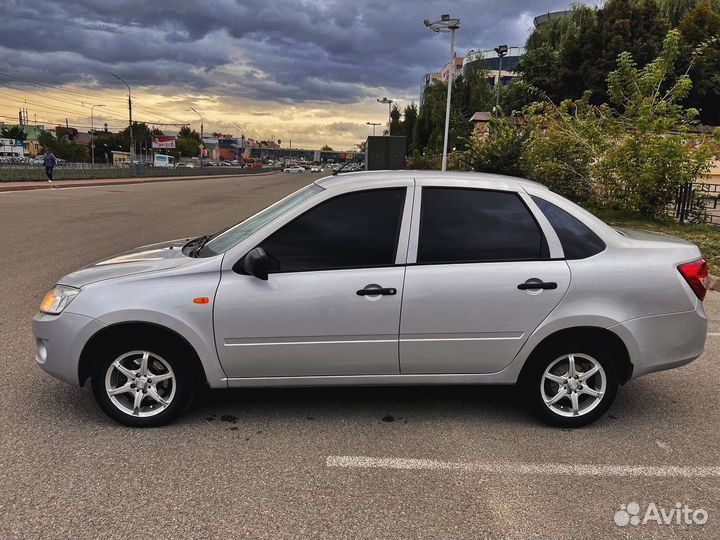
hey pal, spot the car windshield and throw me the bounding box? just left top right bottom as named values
left=197, top=183, right=324, bottom=256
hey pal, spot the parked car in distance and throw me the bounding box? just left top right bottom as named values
left=176, top=162, right=195, bottom=168
left=283, top=166, right=305, bottom=173
left=310, top=165, right=323, bottom=172
left=33, top=171, right=709, bottom=427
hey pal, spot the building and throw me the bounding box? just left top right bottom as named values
left=0, top=137, right=24, bottom=158
left=111, top=150, right=131, bottom=165
left=462, top=47, right=525, bottom=87
left=0, top=123, right=45, bottom=157
left=440, top=56, right=464, bottom=82
left=534, top=10, right=570, bottom=27
left=419, top=72, right=441, bottom=106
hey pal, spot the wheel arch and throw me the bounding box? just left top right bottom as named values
left=518, top=326, right=633, bottom=385
left=78, top=321, right=208, bottom=387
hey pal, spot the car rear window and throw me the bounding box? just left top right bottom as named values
left=531, top=196, right=606, bottom=259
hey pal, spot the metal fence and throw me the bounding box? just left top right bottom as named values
left=673, top=181, right=720, bottom=226
left=0, top=163, right=277, bottom=182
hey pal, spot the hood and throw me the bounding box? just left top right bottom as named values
left=58, top=238, right=193, bottom=288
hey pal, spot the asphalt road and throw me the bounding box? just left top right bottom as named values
left=1, top=171, right=719, bottom=539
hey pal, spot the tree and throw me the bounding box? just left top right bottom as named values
left=600, top=29, right=711, bottom=216
left=0, top=125, right=27, bottom=141
left=400, top=103, right=418, bottom=152
left=37, top=130, right=90, bottom=162
left=178, top=126, right=200, bottom=142
left=463, top=116, right=531, bottom=177
left=658, top=0, right=720, bottom=25
left=520, top=0, right=669, bottom=105
left=678, top=0, right=720, bottom=124
left=389, top=104, right=402, bottom=136
left=320, top=145, right=333, bottom=151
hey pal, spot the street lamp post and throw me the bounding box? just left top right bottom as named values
left=233, top=122, right=244, bottom=163
left=90, top=103, right=105, bottom=168
left=109, top=73, right=133, bottom=164
left=189, top=107, right=204, bottom=167
left=376, top=98, right=393, bottom=135
left=366, top=121, right=381, bottom=136
left=424, top=14, right=460, bottom=172
left=494, top=44, right=508, bottom=112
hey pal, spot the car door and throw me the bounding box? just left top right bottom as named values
left=214, top=185, right=413, bottom=379
left=400, top=184, right=570, bottom=374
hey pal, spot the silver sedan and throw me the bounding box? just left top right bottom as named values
left=33, top=171, right=708, bottom=427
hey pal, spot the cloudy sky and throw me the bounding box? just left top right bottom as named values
left=0, top=0, right=599, bottom=149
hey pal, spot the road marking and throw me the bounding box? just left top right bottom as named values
left=326, top=456, right=720, bottom=478
left=708, top=332, right=720, bottom=337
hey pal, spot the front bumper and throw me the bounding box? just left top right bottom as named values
left=611, top=303, right=708, bottom=379
left=33, top=311, right=106, bottom=386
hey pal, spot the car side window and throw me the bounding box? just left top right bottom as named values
left=531, top=196, right=606, bottom=259
left=417, top=187, right=548, bottom=264
left=261, top=188, right=406, bottom=273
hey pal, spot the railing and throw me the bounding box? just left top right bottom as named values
left=0, top=162, right=277, bottom=182
left=673, top=181, right=720, bottom=227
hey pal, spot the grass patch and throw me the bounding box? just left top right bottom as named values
left=587, top=207, right=720, bottom=275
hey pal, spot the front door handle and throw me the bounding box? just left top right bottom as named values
left=356, top=286, right=397, bottom=296
left=518, top=280, right=558, bottom=290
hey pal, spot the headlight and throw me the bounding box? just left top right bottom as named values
left=40, top=285, right=80, bottom=315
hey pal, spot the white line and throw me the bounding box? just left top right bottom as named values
left=326, top=456, right=720, bottom=478
left=708, top=332, right=720, bottom=337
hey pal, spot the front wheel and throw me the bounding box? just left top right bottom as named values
left=91, top=342, right=194, bottom=427
left=521, top=343, right=619, bottom=428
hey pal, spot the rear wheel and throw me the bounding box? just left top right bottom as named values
left=91, top=340, right=194, bottom=427
left=522, top=343, right=619, bottom=427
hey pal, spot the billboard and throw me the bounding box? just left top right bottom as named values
left=0, top=138, right=24, bottom=157
left=152, top=135, right=176, bottom=149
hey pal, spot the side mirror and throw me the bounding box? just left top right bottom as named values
left=240, top=247, right=269, bottom=280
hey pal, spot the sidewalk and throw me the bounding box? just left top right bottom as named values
left=0, top=171, right=276, bottom=192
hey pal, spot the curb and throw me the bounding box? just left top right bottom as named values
left=0, top=171, right=279, bottom=192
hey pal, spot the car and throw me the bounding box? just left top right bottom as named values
left=283, top=166, right=305, bottom=173
left=176, top=162, right=195, bottom=168
left=33, top=171, right=709, bottom=428
left=310, top=165, right=322, bottom=172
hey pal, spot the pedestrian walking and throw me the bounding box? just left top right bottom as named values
left=43, top=149, right=57, bottom=183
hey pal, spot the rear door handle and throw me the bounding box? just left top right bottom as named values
left=357, top=287, right=397, bottom=296
left=518, top=280, right=558, bottom=290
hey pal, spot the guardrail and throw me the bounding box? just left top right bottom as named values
left=0, top=164, right=277, bottom=182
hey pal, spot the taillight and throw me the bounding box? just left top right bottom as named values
left=678, top=259, right=709, bottom=301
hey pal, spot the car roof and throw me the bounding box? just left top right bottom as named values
left=314, top=170, right=548, bottom=192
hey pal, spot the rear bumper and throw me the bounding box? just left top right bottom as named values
left=611, top=304, right=708, bottom=379
left=32, top=312, right=106, bottom=386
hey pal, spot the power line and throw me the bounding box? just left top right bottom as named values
left=0, top=71, right=190, bottom=125
left=0, top=91, right=187, bottom=130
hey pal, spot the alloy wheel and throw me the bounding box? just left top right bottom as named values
left=104, top=350, right=176, bottom=417
left=540, top=353, right=607, bottom=418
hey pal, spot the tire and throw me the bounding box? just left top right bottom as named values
left=520, top=341, right=619, bottom=428
left=91, top=337, right=195, bottom=427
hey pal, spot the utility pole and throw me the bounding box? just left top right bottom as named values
left=233, top=122, right=244, bottom=163
left=90, top=103, right=105, bottom=168
left=109, top=73, right=134, bottom=163
left=189, top=107, right=204, bottom=167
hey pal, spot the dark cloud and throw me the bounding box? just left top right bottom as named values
left=0, top=0, right=599, bottom=104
